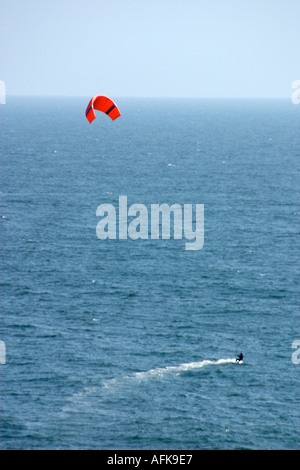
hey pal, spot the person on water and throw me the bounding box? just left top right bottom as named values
left=236, top=352, right=243, bottom=362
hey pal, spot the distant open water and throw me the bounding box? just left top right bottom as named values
left=0, top=97, right=299, bottom=450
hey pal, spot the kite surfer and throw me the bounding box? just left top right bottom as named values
left=236, top=352, right=243, bottom=363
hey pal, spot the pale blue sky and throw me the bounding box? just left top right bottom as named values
left=0, top=0, right=299, bottom=97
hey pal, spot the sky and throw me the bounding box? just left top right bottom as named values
left=0, top=0, right=299, bottom=98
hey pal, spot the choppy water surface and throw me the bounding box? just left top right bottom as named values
left=0, top=97, right=299, bottom=449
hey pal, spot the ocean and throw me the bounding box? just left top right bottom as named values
left=0, top=97, right=299, bottom=450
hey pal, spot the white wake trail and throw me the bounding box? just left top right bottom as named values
left=103, top=358, right=237, bottom=388
left=61, top=358, right=239, bottom=414
left=134, top=358, right=237, bottom=379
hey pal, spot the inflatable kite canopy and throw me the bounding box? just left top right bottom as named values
left=85, top=95, right=121, bottom=123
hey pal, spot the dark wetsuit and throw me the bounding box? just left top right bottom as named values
left=237, top=353, right=243, bottom=362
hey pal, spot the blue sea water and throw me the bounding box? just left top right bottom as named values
left=0, top=97, right=299, bottom=450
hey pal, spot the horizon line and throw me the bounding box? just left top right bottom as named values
left=3, top=94, right=291, bottom=100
